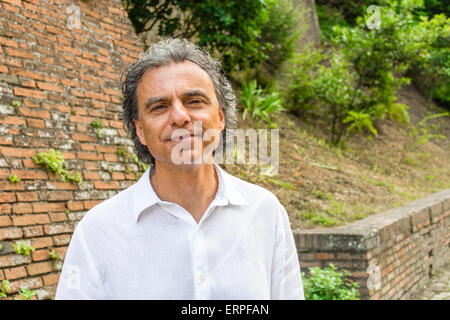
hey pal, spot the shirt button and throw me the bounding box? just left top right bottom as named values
left=197, top=272, right=206, bottom=284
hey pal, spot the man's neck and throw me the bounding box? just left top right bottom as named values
left=150, top=161, right=219, bottom=223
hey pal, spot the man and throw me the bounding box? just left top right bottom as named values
left=55, top=38, right=304, bottom=300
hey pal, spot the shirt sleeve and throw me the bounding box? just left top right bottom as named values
left=270, top=203, right=305, bottom=300
left=55, top=221, right=105, bottom=300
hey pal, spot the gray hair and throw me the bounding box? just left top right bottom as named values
left=120, top=38, right=238, bottom=165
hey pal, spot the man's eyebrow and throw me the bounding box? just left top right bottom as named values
left=144, top=91, right=212, bottom=110
left=183, top=90, right=211, bottom=104
left=144, top=96, right=167, bottom=110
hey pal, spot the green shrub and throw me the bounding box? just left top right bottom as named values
left=286, top=47, right=325, bottom=115
left=288, top=0, right=446, bottom=145
left=302, top=263, right=360, bottom=300
left=257, top=0, right=302, bottom=75
left=316, top=4, right=349, bottom=41
left=240, top=80, right=285, bottom=128
left=409, top=15, right=450, bottom=108
left=315, top=0, right=376, bottom=25
left=125, top=0, right=274, bottom=74
left=32, top=149, right=83, bottom=184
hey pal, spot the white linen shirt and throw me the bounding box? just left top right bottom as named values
left=55, top=163, right=304, bottom=300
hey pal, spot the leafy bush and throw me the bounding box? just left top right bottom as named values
left=414, top=0, right=450, bottom=17
left=32, top=149, right=83, bottom=184
left=125, top=0, right=275, bottom=74
left=316, top=4, right=349, bottom=40
left=409, top=14, right=450, bottom=108
left=288, top=0, right=447, bottom=145
left=302, top=263, right=360, bottom=300
left=315, top=0, right=376, bottom=24
left=240, top=80, right=285, bottom=128
left=257, top=0, right=302, bottom=75
left=286, top=47, right=325, bottom=115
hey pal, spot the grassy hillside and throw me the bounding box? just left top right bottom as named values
left=222, top=84, right=450, bottom=230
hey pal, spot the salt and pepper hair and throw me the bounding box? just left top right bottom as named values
left=120, top=38, right=238, bottom=165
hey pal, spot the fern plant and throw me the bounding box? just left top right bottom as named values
left=241, top=80, right=285, bottom=128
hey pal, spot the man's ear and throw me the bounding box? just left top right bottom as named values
left=218, top=107, right=225, bottom=131
left=134, top=119, right=147, bottom=146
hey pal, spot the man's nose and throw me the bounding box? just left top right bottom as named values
left=168, top=99, right=191, bottom=127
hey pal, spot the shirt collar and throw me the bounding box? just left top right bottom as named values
left=131, top=162, right=248, bottom=223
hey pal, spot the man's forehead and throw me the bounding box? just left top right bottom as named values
left=137, top=61, right=217, bottom=99
left=141, top=61, right=213, bottom=86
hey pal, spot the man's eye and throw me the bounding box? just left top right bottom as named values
left=152, top=105, right=165, bottom=111
left=188, top=99, right=202, bottom=105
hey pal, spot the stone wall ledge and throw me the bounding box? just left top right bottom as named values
left=294, top=188, right=450, bottom=251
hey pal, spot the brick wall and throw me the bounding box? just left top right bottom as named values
left=0, top=0, right=143, bottom=299
left=294, top=189, right=450, bottom=300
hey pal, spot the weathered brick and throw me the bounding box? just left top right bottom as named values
left=16, top=192, right=39, bottom=202
left=0, top=182, right=25, bottom=191
left=12, top=214, right=50, bottom=226
left=94, top=181, right=120, bottom=190
left=18, top=107, right=51, bottom=119
left=83, top=171, right=101, bottom=180
left=31, top=237, right=53, bottom=249
left=0, top=216, right=12, bottom=227
left=23, top=226, right=44, bottom=238
left=0, top=147, right=35, bottom=157
left=316, top=252, right=335, bottom=260
left=2, top=116, right=26, bottom=126
left=0, top=192, right=16, bottom=203
left=44, top=223, right=73, bottom=235
left=0, top=227, right=23, bottom=240
left=5, top=48, right=37, bottom=60
left=0, top=203, right=11, bottom=214
left=32, top=202, right=66, bottom=213
left=53, top=234, right=71, bottom=246
left=43, top=273, right=60, bottom=286
left=31, top=249, right=49, bottom=262
left=40, top=191, right=72, bottom=202
left=9, top=277, right=42, bottom=293
left=12, top=203, right=33, bottom=214
left=77, top=151, right=103, bottom=161
left=49, top=212, right=68, bottom=222
left=67, top=201, right=84, bottom=211
left=0, top=254, right=31, bottom=268
left=13, top=87, right=46, bottom=99
left=83, top=200, right=103, bottom=210
left=4, top=266, right=27, bottom=280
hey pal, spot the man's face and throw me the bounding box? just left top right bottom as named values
left=134, top=61, right=225, bottom=166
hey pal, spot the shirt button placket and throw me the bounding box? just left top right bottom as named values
left=193, top=227, right=207, bottom=299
